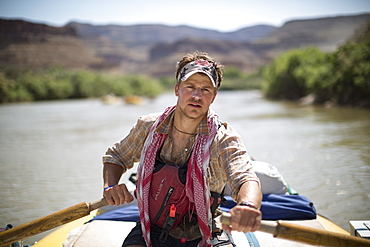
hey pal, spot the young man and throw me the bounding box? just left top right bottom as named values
left=102, top=51, right=262, bottom=247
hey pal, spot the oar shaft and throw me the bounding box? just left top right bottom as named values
left=276, top=221, right=370, bottom=247
left=220, top=213, right=370, bottom=246
left=0, top=198, right=109, bottom=247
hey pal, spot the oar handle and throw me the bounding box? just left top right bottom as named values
left=220, top=212, right=370, bottom=247
left=89, top=197, right=109, bottom=211
left=220, top=212, right=277, bottom=234
left=0, top=198, right=109, bottom=247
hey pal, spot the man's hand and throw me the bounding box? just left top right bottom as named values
left=222, top=205, right=262, bottom=233
left=103, top=183, right=134, bottom=206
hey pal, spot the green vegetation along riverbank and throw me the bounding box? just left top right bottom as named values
left=0, top=66, right=261, bottom=104
left=0, top=68, right=163, bottom=103
left=262, top=20, right=370, bottom=108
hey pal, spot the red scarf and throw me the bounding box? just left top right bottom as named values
left=136, top=105, right=218, bottom=247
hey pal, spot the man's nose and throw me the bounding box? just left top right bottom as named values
left=192, top=88, right=201, bottom=100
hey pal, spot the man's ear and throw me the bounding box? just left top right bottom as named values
left=174, top=83, right=179, bottom=96
left=211, top=90, right=218, bottom=103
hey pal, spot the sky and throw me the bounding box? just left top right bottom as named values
left=1, top=0, right=370, bottom=32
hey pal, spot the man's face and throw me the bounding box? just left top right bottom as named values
left=175, top=73, right=218, bottom=120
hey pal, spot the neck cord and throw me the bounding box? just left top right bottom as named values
left=173, top=124, right=196, bottom=135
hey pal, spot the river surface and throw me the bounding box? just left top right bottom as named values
left=1, top=90, right=369, bottom=245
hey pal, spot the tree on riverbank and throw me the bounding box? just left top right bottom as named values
left=262, top=20, right=370, bottom=108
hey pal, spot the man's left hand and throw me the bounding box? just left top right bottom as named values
left=221, top=205, right=262, bottom=233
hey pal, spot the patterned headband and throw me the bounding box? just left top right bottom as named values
left=177, top=60, right=218, bottom=88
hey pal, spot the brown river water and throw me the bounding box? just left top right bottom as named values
left=1, top=90, right=369, bottom=245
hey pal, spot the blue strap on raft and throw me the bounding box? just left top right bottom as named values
left=91, top=194, right=316, bottom=222
left=246, top=232, right=261, bottom=247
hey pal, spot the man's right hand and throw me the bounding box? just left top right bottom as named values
left=103, top=183, right=134, bottom=206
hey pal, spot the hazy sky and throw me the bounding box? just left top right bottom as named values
left=1, top=0, right=369, bottom=32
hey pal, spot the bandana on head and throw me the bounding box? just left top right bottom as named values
left=136, top=105, right=218, bottom=247
left=177, top=60, right=218, bottom=88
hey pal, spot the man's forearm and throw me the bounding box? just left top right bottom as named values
left=103, top=162, right=124, bottom=187
left=103, top=162, right=134, bottom=205
left=236, top=181, right=262, bottom=209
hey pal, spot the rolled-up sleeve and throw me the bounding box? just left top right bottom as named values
left=102, top=114, right=158, bottom=172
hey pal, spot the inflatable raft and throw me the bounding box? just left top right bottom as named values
left=3, top=161, right=369, bottom=246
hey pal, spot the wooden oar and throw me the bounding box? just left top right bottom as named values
left=221, top=212, right=370, bottom=246
left=0, top=198, right=109, bottom=247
